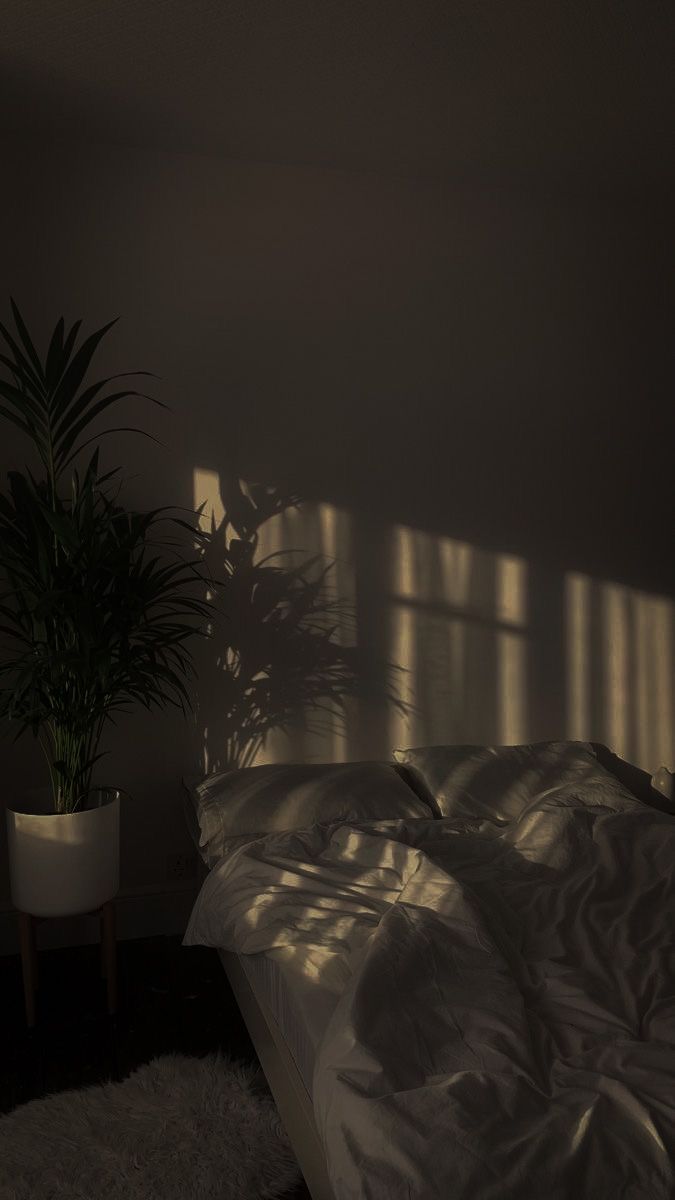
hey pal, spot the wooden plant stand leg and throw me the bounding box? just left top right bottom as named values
left=17, top=911, right=37, bottom=1028
left=100, top=900, right=117, bottom=1016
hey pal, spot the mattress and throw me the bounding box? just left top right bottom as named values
left=237, top=945, right=343, bottom=1097
left=185, top=793, right=675, bottom=1198
left=182, top=785, right=345, bottom=1095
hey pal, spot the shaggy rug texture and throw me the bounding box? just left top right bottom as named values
left=0, top=1053, right=300, bottom=1199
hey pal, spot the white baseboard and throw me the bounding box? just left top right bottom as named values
left=0, top=881, right=201, bottom=956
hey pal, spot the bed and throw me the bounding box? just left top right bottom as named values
left=182, top=759, right=437, bottom=1197
left=219, top=950, right=336, bottom=1200
left=182, top=746, right=675, bottom=1199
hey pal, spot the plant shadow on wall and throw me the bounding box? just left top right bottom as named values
left=192, top=476, right=408, bottom=772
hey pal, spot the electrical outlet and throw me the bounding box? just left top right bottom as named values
left=166, top=852, right=197, bottom=881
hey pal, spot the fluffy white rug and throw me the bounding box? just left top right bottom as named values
left=0, top=1053, right=300, bottom=1199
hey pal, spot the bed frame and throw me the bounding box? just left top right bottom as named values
left=217, top=949, right=337, bottom=1200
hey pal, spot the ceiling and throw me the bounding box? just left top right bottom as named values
left=2, top=0, right=673, bottom=187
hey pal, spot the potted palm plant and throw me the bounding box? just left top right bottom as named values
left=0, top=301, right=209, bottom=917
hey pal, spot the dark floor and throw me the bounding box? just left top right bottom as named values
left=0, top=934, right=311, bottom=1198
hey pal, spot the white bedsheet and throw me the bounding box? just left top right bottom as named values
left=238, top=947, right=341, bottom=1095
left=185, top=788, right=675, bottom=1199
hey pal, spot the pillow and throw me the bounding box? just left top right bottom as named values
left=183, top=761, right=435, bottom=866
left=393, top=740, right=641, bottom=822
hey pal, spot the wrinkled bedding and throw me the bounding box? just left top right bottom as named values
left=184, top=787, right=675, bottom=1199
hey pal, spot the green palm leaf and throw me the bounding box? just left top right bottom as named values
left=0, top=301, right=212, bottom=812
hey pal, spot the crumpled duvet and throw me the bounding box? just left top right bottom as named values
left=184, top=788, right=675, bottom=1199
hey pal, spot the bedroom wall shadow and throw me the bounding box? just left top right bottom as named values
left=192, top=473, right=674, bottom=776
left=186, top=474, right=406, bottom=775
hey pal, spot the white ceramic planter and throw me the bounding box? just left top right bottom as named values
left=6, top=788, right=121, bottom=918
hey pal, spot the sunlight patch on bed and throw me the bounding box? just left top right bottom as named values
left=570, top=1104, right=593, bottom=1154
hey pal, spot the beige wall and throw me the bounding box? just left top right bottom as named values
left=0, top=141, right=672, bottom=905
